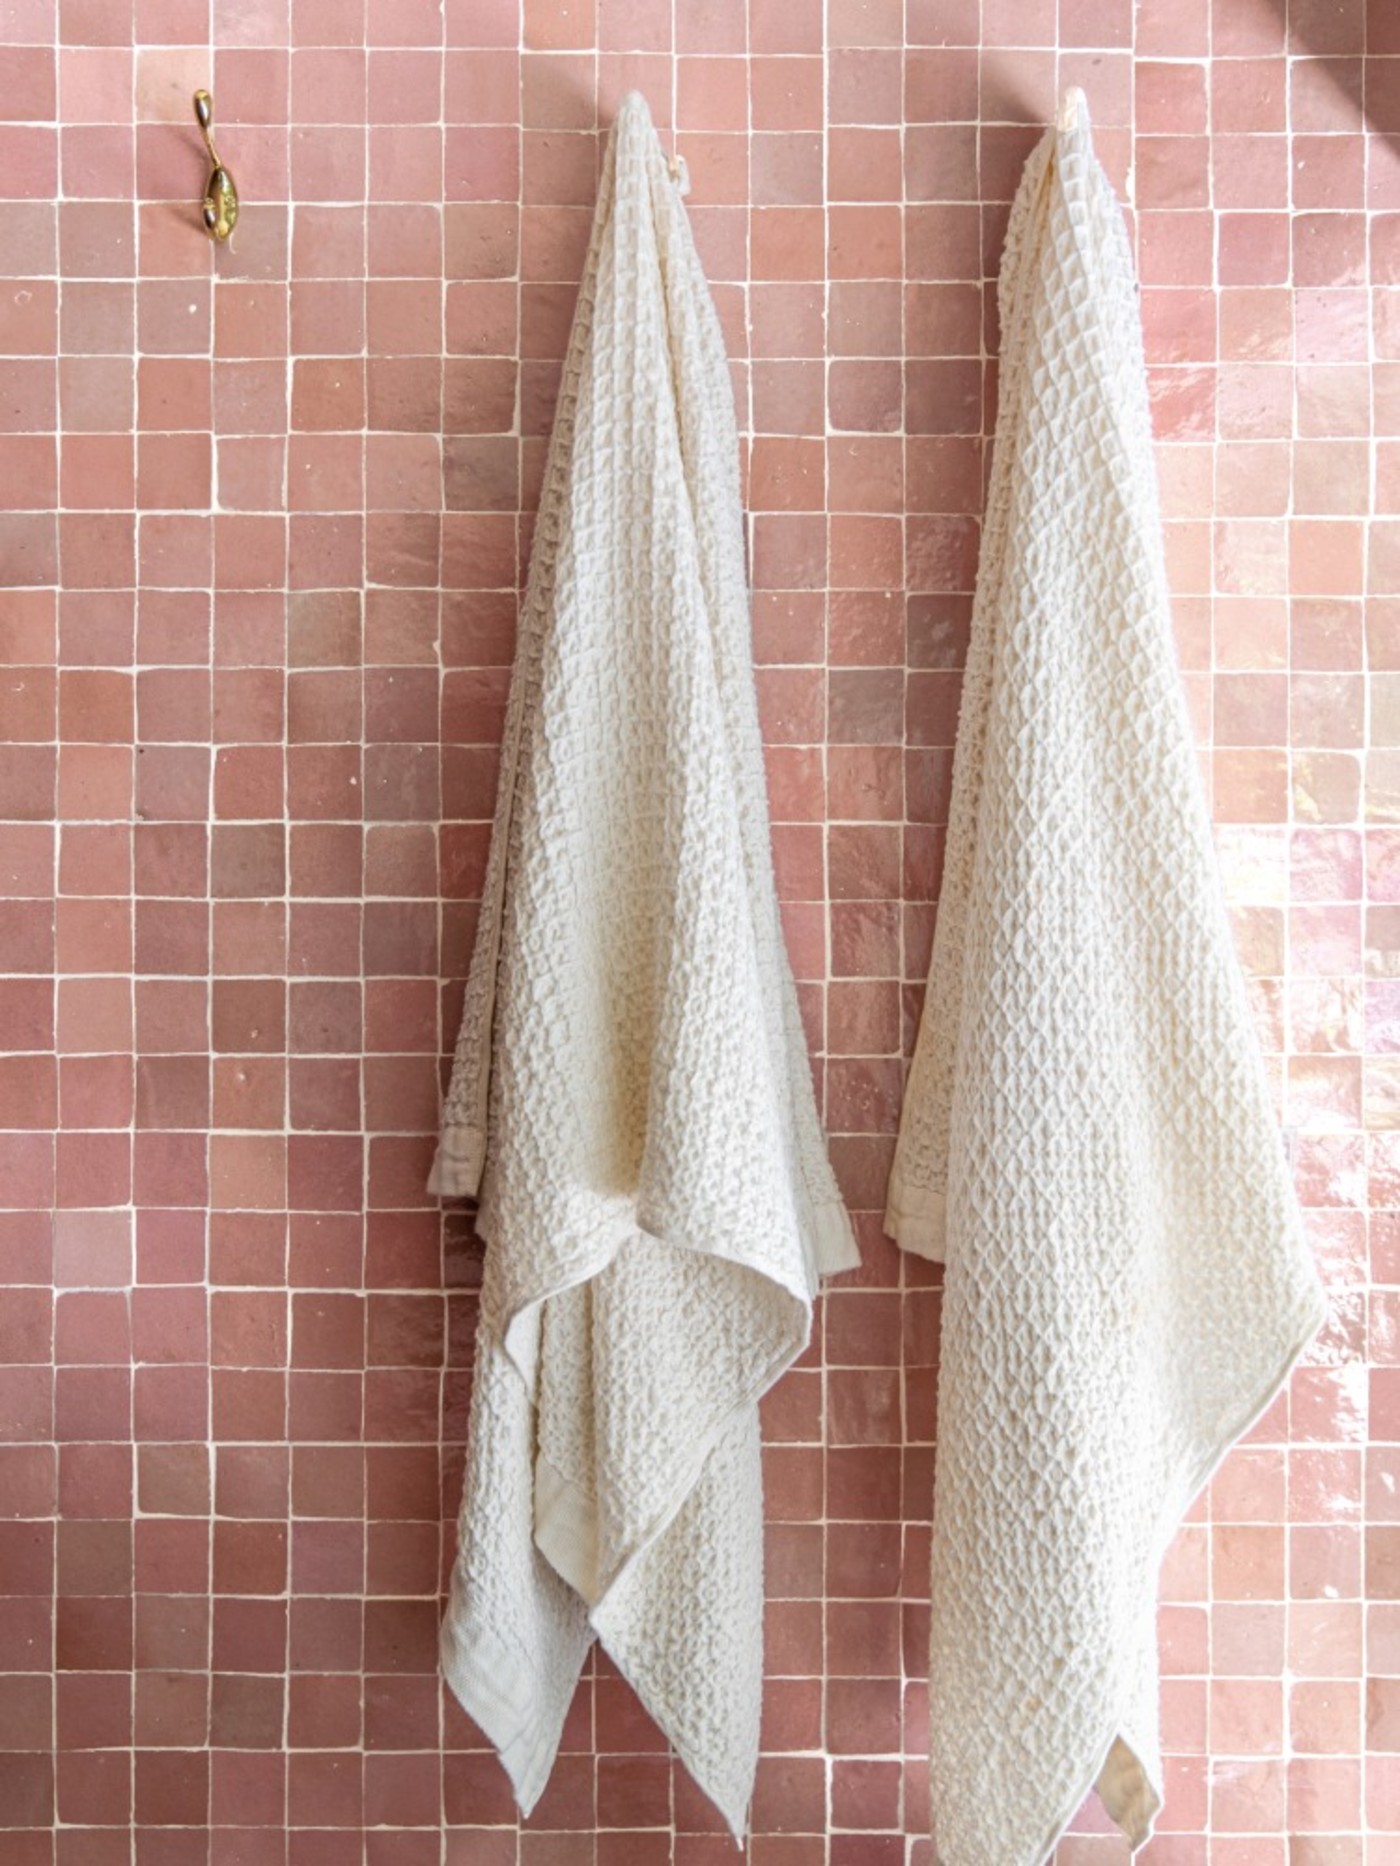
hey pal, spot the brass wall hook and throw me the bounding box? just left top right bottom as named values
left=194, top=89, right=238, bottom=243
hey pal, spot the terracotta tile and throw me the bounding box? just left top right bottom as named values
left=9, top=5, right=1400, bottom=1856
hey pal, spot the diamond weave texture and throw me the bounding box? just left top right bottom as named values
left=885, top=94, right=1328, bottom=1866
left=431, top=91, right=858, bottom=1840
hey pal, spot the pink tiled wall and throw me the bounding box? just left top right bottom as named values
left=0, top=0, right=1397, bottom=1859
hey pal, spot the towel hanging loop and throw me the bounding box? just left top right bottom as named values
left=1058, top=85, right=1088, bottom=132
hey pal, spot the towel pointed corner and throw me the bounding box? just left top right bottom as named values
left=438, top=1612, right=560, bottom=1825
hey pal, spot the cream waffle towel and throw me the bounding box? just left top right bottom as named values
left=431, top=91, right=857, bottom=1839
left=886, top=90, right=1327, bottom=1865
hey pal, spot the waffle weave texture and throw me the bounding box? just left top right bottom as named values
left=886, top=91, right=1327, bottom=1866
left=432, top=90, right=858, bottom=1839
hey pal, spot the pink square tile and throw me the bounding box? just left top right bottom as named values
left=8, top=8, right=1400, bottom=1859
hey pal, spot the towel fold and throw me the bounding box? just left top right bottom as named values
left=886, top=89, right=1327, bottom=1866
left=433, top=90, right=857, bottom=1839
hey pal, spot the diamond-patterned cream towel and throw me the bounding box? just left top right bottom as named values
left=431, top=91, right=858, bottom=1839
left=886, top=90, right=1327, bottom=1865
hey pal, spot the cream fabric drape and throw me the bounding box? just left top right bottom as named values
left=433, top=90, right=857, bottom=1839
left=887, top=91, right=1326, bottom=1865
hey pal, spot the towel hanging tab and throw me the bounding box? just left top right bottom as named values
left=1058, top=85, right=1088, bottom=132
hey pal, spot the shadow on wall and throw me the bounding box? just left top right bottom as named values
left=1269, top=0, right=1399, bottom=148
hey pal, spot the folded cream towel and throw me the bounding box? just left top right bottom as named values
left=432, top=90, right=857, bottom=1839
left=886, top=89, right=1327, bottom=1865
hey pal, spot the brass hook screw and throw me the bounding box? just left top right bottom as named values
left=194, top=89, right=239, bottom=242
